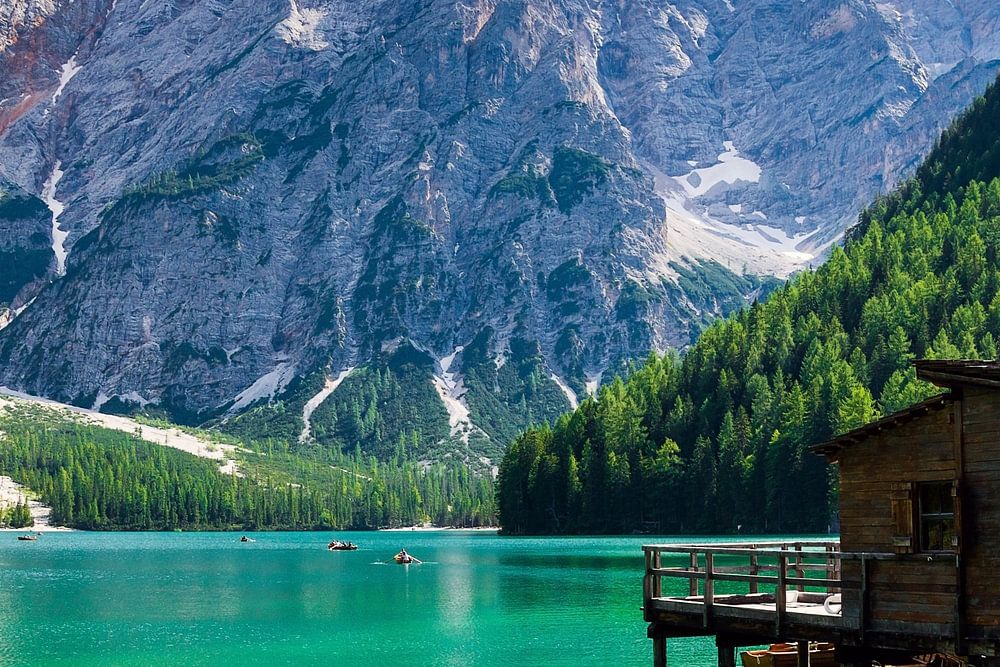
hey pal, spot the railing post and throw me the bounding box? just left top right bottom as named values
left=825, top=543, right=834, bottom=586
left=689, top=552, right=699, bottom=597
left=644, top=550, right=653, bottom=604
left=704, top=552, right=714, bottom=629
left=776, top=552, right=787, bottom=638
left=653, top=549, right=662, bottom=598
left=749, top=544, right=759, bottom=595
left=795, top=544, right=805, bottom=592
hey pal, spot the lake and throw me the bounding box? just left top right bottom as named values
left=0, top=531, right=822, bottom=666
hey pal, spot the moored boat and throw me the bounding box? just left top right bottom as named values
left=740, top=643, right=835, bottom=667
left=17, top=534, right=37, bottom=541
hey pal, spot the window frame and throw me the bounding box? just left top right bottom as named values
left=915, top=480, right=957, bottom=554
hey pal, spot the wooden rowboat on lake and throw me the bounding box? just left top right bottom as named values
left=17, top=534, right=37, bottom=541
left=393, top=552, right=420, bottom=564
left=328, top=540, right=357, bottom=551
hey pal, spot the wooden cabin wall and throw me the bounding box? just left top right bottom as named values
left=837, top=406, right=958, bottom=633
left=959, top=388, right=1000, bottom=639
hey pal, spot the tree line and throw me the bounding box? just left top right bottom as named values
left=0, top=411, right=494, bottom=530
left=0, top=501, right=33, bottom=528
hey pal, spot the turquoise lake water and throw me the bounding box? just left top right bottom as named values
left=0, top=531, right=823, bottom=666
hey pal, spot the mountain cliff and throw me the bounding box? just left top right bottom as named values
left=0, top=0, right=998, bottom=462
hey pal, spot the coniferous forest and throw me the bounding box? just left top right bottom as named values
left=497, top=75, right=1000, bottom=535
left=0, top=405, right=495, bottom=530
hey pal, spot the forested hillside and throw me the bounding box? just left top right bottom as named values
left=0, top=403, right=495, bottom=530
left=497, top=75, right=1000, bottom=535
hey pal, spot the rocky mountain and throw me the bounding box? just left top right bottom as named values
left=0, top=0, right=997, bottom=463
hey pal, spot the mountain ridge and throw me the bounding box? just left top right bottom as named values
left=0, top=0, right=998, bottom=461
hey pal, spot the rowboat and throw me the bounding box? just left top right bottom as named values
left=328, top=541, right=357, bottom=551
left=393, top=553, right=421, bottom=564
left=741, top=643, right=835, bottom=667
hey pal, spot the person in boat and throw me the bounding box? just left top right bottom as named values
left=240, top=535, right=251, bottom=542
left=397, top=548, right=413, bottom=563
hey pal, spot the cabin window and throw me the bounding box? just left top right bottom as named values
left=917, top=482, right=956, bottom=552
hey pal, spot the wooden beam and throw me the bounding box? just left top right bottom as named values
left=717, top=645, right=736, bottom=667
left=920, top=370, right=1000, bottom=389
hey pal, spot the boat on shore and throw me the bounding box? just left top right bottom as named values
left=741, top=643, right=835, bottom=667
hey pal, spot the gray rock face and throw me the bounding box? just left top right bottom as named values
left=0, top=0, right=997, bottom=447
left=0, top=178, right=51, bottom=318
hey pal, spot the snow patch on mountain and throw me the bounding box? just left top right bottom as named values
left=432, top=347, right=477, bottom=441
left=674, top=141, right=762, bottom=198
left=643, top=161, right=824, bottom=278
left=276, top=0, right=329, bottom=51
left=41, top=161, right=68, bottom=276
left=51, top=54, right=80, bottom=104
left=550, top=373, right=578, bottom=410
left=0, top=297, right=34, bottom=332
left=228, top=361, right=297, bottom=414
left=585, top=371, right=603, bottom=397
left=299, top=367, right=354, bottom=443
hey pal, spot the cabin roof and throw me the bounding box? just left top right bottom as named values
left=811, top=359, right=1000, bottom=459
left=811, top=392, right=954, bottom=458
left=913, top=359, right=1000, bottom=389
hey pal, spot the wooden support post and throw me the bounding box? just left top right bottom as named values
left=652, top=635, right=667, bottom=667
left=749, top=546, right=759, bottom=595
left=796, top=641, right=810, bottom=667
left=704, top=552, right=714, bottom=629
left=717, top=645, right=736, bottom=667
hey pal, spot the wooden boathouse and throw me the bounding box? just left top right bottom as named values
left=642, top=360, right=1000, bottom=666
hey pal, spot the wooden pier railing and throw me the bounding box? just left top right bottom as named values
left=643, top=541, right=896, bottom=635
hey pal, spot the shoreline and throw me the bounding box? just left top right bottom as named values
left=378, top=526, right=499, bottom=532
left=0, top=474, right=66, bottom=530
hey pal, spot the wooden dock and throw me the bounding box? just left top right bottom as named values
left=642, top=541, right=958, bottom=666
